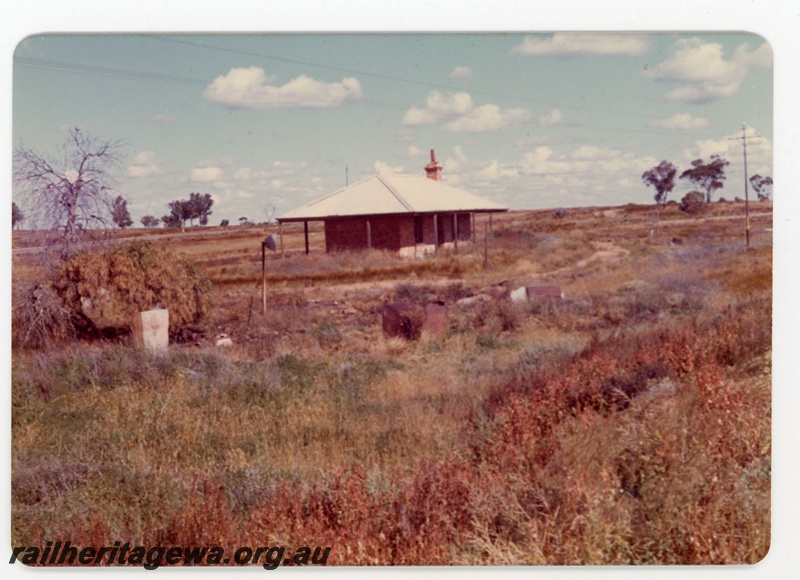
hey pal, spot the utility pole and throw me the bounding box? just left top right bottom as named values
left=729, top=124, right=761, bottom=248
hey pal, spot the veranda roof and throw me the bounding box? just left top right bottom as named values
left=278, top=174, right=507, bottom=223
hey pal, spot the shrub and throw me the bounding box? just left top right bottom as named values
left=679, top=191, right=706, bottom=214
left=552, top=208, right=571, bottom=219
left=54, top=241, right=212, bottom=334
left=12, top=282, right=75, bottom=348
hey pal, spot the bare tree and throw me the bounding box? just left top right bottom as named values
left=13, top=128, right=125, bottom=260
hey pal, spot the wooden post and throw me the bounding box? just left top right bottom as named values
left=367, top=220, right=372, bottom=249
left=279, top=222, right=284, bottom=259
left=742, top=124, right=751, bottom=248
left=304, top=221, right=309, bottom=255
left=413, top=219, right=418, bottom=258
left=489, top=214, right=493, bottom=234
left=433, top=213, right=439, bottom=253
left=471, top=213, right=476, bottom=244
left=453, top=213, right=458, bottom=253
left=261, top=241, right=267, bottom=314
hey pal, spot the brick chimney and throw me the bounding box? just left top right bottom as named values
left=424, top=149, right=443, bottom=181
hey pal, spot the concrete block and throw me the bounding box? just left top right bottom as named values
left=422, top=301, right=448, bottom=336
left=526, top=286, right=564, bottom=301
left=132, top=308, right=169, bottom=352
left=382, top=302, right=425, bottom=341
left=510, top=286, right=528, bottom=303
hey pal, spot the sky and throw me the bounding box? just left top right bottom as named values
left=11, top=30, right=774, bottom=226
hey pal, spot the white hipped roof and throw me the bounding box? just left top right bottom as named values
left=278, top=174, right=507, bottom=222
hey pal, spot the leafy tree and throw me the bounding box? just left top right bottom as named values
left=111, top=195, right=133, bottom=228
left=239, top=216, right=249, bottom=226
left=187, top=192, right=214, bottom=226
left=163, top=193, right=214, bottom=228
left=140, top=215, right=160, bottom=228
left=13, top=127, right=124, bottom=259
left=750, top=174, right=773, bottom=201
left=166, top=199, right=192, bottom=228
left=12, top=202, right=24, bottom=229
left=161, top=212, right=182, bottom=228
left=642, top=160, right=677, bottom=205
left=679, top=155, right=730, bottom=203
left=220, top=219, right=229, bottom=227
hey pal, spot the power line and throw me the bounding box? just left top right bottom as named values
left=15, top=56, right=207, bottom=87
left=139, top=34, right=663, bottom=121
left=728, top=123, right=762, bottom=247
left=15, top=54, right=724, bottom=140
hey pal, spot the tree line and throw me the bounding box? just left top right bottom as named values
left=140, top=192, right=214, bottom=229
left=642, top=156, right=772, bottom=211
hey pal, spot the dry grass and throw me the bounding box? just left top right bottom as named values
left=11, top=202, right=772, bottom=565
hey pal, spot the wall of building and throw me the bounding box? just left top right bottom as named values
left=325, top=215, right=414, bottom=252
left=324, top=213, right=474, bottom=253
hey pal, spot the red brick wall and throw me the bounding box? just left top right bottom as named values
left=325, top=215, right=414, bottom=252
left=324, top=213, right=473, bottom=252
left=457, top=213, right=472, bottom=241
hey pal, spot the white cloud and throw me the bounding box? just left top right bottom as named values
left=262, top=160, right=308, bottom=177
left=190, top=166, right=224, bottom=183
left=402, top=92, right=473, bottom=125
left=474, top=159, right=520, bottom=181
left=234, top=167, right=254, bottom=181
left=204, top=66, right=362, bottom=110
left=513, top=33, right=649, bottom=56
left=570, top=145, right=621, bottom=162
left=394, top=129, right=416, bottom=143
left=539, top=108, right=562, bottom=126
left=405, top=146, right=427, bottom=158
left=404, top=91, right=530, bottom=133
left=649, top=113, right=711, bottom=130
left=647, top=38, right=772, bottom=103
left=444, top=104, right=531, bottom=133
left=126, top=151, right=163, bottom=178
left=448, top=66, right=473, bottom=80
left=740, top=41, right=773, bottom=68
left=233, top=161, right=308, bottom=182
left=459, top=144, right=662, bottom=208
left=195, top=157, right=234, bottom=169
left=374, top=160, right=404, bottom=174
left=444, top=146, right=469, bottom=174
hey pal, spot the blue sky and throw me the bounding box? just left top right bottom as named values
left=12, top=30, right=773, bottom=225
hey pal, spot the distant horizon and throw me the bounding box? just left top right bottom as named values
left=10, top=196, right=772, bottom=235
